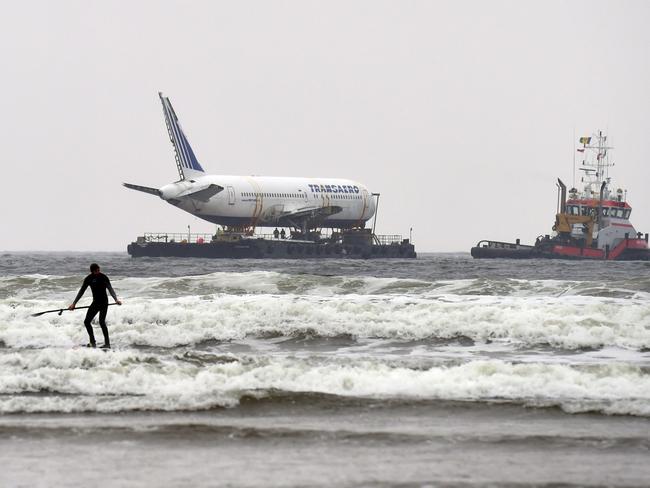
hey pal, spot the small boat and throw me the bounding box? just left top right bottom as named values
left=471, top=131, right=650, bottom=260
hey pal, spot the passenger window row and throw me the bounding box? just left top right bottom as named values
left=239, top=192, right=362, bottom=200
left=242, top=192, right=302, bottom=198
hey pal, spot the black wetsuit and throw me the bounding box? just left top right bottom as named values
left=73, top=273, right=118, bottom=346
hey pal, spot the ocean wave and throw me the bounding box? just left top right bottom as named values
left=3, top=292, right=650, bottom=350
left=3, top=418, right=649, bottom=451
left=1, top=352, right=649, bottom=416
left=3, top=272, right=650, bottom=301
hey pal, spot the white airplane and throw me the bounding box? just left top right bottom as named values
left=124, top=93, right=376, bottom=232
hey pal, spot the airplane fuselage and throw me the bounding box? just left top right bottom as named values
left=161, top=174, right=376, bottom=228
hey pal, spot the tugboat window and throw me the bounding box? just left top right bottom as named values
left=624, top=209, right=631, bottom=219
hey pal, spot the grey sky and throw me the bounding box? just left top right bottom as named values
left=2, top=0, right=649, bottom=252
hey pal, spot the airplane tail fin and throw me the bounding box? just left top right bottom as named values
left=159, top=92, right=205, bottom=180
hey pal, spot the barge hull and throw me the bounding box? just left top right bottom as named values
left=128, top=238, right=416, bottom=259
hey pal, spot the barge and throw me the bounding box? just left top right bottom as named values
left=128, top=228, right=416, bottom=259
left=124, top=93, right=416, bottom=260
left=471, top=131, right=650, bottom=261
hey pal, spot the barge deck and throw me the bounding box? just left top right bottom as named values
left=127, top=229, right=416, bottom=259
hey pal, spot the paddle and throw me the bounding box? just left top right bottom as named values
left=31, top=303, right=118, bottom=317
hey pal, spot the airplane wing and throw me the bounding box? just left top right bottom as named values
left=176, top=183, right=224, bottom=202
left=277, top=205, right=343, bottom=228
left=124, top=182, right=223, bottom=203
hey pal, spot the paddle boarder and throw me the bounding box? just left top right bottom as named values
left=68, top=263, right=122, bottom=348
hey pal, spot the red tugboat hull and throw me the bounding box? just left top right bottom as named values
left=471, top=238, right=650, bottom=261
left=551, top=238, right=649, bottom=260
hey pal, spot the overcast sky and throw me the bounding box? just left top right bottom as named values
left=2, top=0, right=649, bottom=252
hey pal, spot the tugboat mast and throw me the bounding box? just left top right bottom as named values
left=576, top=131, right=614, bottom=201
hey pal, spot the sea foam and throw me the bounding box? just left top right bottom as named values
left=1, top=350, right=649, bottom=416
left=3, top=291, right=649, bottom=350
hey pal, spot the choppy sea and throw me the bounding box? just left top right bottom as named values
left=1, top=252, right=649, bottom=487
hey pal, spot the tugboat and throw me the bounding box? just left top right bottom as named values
left=471, top=131, right=650, bottom=260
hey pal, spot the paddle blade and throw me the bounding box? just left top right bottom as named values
left=31, top=308, right=64, bottom=317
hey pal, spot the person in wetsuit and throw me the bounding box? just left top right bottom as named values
left=68, top=263, right=122, bottom=348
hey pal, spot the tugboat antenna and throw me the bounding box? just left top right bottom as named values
left=572, top=127, right=576, bottom=189
left=579, top=130, right=614, bottom=199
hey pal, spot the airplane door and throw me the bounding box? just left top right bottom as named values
left=227, top=186, right=236, bottom=205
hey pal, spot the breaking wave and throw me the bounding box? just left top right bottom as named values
left=2, top=266, right=650, bottom=417
left=2, top=291, right=649, bottom=350
left=3, top=271, right=650, bottom=301
left=1, top=351, right=649, bottom=416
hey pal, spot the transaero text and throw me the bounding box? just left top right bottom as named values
left=308, top=184, right=360, bottom=194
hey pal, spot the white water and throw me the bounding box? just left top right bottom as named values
left=1, top=350, right=649, bottom=416
left=3, top=290, right=650, bottom=350
left=2, top=266, right=650, bottom=416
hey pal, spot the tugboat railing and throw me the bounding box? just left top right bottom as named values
left=475, top=239, right=534, bottom=249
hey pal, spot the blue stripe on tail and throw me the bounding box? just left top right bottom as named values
left=159, top=94, right=205, bottom=175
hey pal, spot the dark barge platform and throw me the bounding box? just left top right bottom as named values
left=128, top=229, right=416, bottom=259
